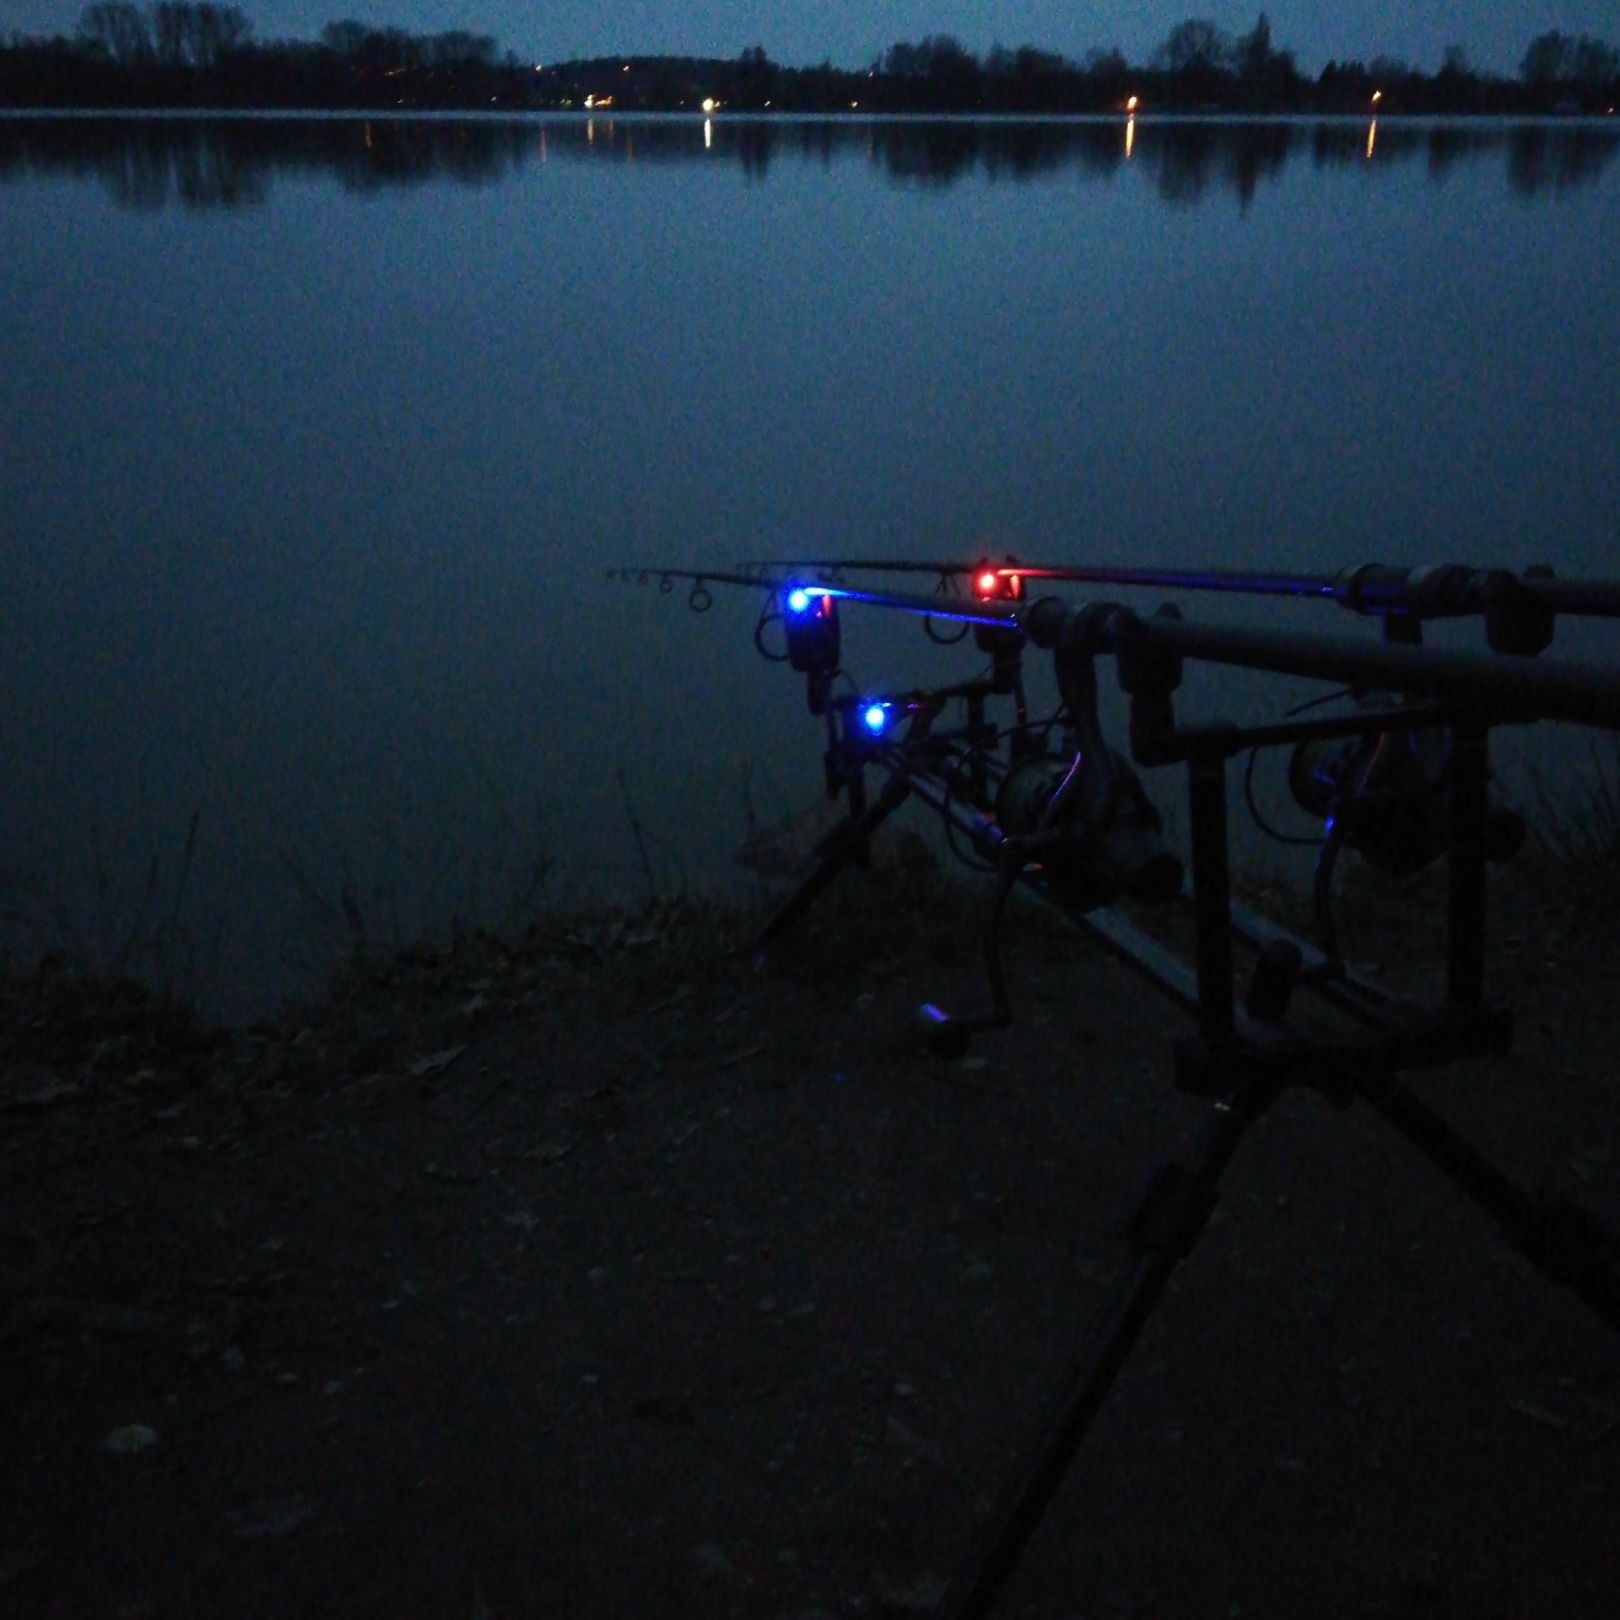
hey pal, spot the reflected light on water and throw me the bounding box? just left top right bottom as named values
left=704, top=118, right=712, bottom=150
left=1366, top=119, right=1377, bottom=160
left=1125, top=114, right=1135, bottom=160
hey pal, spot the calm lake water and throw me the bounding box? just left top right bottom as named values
left=3, top=114, right=1618, bottom=1019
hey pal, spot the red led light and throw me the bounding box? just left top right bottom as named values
left=977, top=571, right=998, bottom=594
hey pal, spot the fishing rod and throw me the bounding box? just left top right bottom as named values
left=740, top=553, right=1620, bottom=615
left=611, top=556, right=1620, bottom=1619
left=656, top=568, right=1620, bottom=728
left=737, top=554, right=1620, bottom=648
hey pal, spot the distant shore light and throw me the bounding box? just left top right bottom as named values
left=1125, top=94, right=1139, bottom=112
left=1371, top=89, right=1382, bottom=105
left=701, top=97, right=717, bottom=113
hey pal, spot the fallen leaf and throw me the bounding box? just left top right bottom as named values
left=1510, top=1399, right=1568, bottom=1431
left=527, top=1138, right=579, bottom=1166
left=693, top=1542, right=747, bottom=1585
left=873, top=1569, right=949, bottom=1612
left=3, top=1080, right=79, bottom=1114
left=230, top=1494, right=314, bottom=1539
left=410, top=1046, right=467, bottom=1079
left=103, top=1424, right=158, bottom=1455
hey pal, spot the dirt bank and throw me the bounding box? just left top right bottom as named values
left=3, top=858, right=1618, bottom=1618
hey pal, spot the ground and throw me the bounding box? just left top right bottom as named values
left=2, top=854, right=1618, bottom=1619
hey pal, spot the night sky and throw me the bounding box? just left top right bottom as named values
left=7, top=1, right=1620, bottom=77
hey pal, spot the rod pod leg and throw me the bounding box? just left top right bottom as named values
left=755, top=774, right=912, bottom=946
left=936, top=1077, right=1278, bottom=1620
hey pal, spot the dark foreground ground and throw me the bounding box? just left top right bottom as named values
left=3, top=855, right=1618, bottom=1619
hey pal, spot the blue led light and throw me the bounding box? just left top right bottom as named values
left=786, top=588, right=811, bottom=614
left=862, top=703, right=890, bottom=734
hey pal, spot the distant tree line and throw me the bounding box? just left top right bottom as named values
left=0, top=5, right=518, bottom=106
left=1, top=7, right=1617, bottom=114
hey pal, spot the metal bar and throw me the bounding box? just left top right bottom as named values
left=1446, top=720, right=1490, bottom=1009
left=1211, top=702, right=1453, bottom=753
left=1187, top=755, right=1236, bottom=1039
left=1117, top=612, right=1620, bottom=730
left=1371, top=1082, right=1620, bottom=1330
left=1533, top=578, right=1620, bottom=617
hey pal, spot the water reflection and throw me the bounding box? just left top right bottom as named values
left=1, top=112, right=1615, bottom=211
left=0, top=112, right=534, bottom=208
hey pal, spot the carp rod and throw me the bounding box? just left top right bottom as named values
left=731, top=555, right=1620, bottom=627
left=613, top=565, right=1620, bottom=730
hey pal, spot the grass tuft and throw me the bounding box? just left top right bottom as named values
left=1532, top=734, right=1620, bottom=915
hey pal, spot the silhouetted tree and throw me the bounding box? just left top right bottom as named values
left=1152, top=17, right=1234, bottom=105
left=1235, top=12, right=1272, bottom=80
left=1521, top=31, right=1572, bottom=85
left=78, top=2, right=152, bottom=66
left=426, top=31, right=494, bottom=68
left=150, top=4, right=249, bottom=69
left=1573, top=34, right=1620, bottom=84
left=320, top=20, right=369, bottom=59
left=879, top=35, right=982, bottom=108
left=1232, top=12, right=1298, bottom=107
left=1154, top=18, right=1228, bottom=74
left=733, top=43, right=774, bottom=107
left=1431, top=43, right=1478, bottom=111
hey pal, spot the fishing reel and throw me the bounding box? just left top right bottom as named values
left=1288, top=716, right=1524, bottom=875
left=995, top=747, right=1184, bottom=912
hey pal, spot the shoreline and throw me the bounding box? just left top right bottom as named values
left=3, top=850, right=1617, bottom=1615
